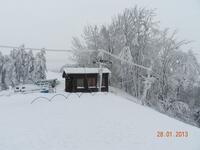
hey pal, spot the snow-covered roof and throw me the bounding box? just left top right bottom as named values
left=63, top=67, right=111, bottom=74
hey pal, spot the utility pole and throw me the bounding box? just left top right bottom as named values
left=93, top=50, right=112, bottom=92
left=93, top=59, right=105, bottom=92
left=99, top=61, right=103, bottom=92
left=97, top=59, right=112, bottom=92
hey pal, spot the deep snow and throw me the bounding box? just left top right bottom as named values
left=0, top=71, right=199, bottom=150
left=0, top=92, right=199, bottom=150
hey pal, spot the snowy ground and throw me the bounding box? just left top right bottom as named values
left=0, top=72, right=199, bottom=150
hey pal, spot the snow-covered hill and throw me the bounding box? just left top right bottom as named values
left=0, top=89, right=200, bottom=150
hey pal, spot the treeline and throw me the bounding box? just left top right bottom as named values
left=0, top=45, right=46, bottom=90
left=72, top=6, right=200, bottom=127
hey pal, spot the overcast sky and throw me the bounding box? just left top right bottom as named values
left=0, top=0, right=199, bottom=69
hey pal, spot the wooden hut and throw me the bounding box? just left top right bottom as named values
left=62, top=68, right=111, bottom=92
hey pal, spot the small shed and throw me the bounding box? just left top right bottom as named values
left=62, top=67, right=111, bottom=92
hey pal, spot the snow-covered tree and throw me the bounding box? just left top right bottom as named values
left=0, top=52, right=4, bottom=89
left=72, top=37, right=92, bottom=67
left=34, top=50, right=47, bottom=81
left=118, top=46, right=133, bottom=92
left=0, top=46, right=47, bottom=90
left=2, top=56, right=16, bottom=88
left=27, top=50, right=35, bottom=83
left=9, top=45, right=29, bottom=84
left=72, top=6, right=200, bottom=126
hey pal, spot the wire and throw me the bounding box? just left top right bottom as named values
left=0, top=45, right=72, bottom=52
left=0, top=44, right=154, bottom=74
left=98, top=49, right=152, bottom=71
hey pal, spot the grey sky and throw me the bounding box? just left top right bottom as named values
left=0, top=0, right=199, bottom=70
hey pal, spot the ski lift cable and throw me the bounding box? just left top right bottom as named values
left=97, top=49, right=152, bottom=71
left=97, top=49, right=160, bottom=78
left=0, top=44, right=156, bottom=75
left=0, top=45, right=94, bottom=52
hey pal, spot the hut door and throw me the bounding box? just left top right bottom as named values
left=66, top=77, right=72, bottom=92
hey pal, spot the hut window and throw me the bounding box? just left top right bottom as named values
left=102, top=77, right=106, bottom=87
left=87, top=77, right=96, bottom=88
left=77, top=78, right=84, bottom=89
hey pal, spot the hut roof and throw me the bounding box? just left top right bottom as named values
left=63, top=67, right=111, bottom=75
